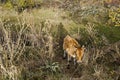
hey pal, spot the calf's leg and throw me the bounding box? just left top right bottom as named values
left=63, top=50, right=67, bottom=59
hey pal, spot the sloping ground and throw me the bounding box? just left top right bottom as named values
left=19, top=40, right=120, bottom=80
left=53, top=40, right=120, bottom=80
left=0, top=3, right=120, bottom=80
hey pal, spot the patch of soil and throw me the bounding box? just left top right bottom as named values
left=54, top=52, right=82, bottom=78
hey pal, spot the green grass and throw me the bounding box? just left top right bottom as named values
left=0, top=5, right=120, bottom=80
left=1, top=7, right=120, bottom=44
left=97, top=26, right=120, bottom=43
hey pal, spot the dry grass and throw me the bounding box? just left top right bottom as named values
left=0, top=7, right=66, bottom=80
left=0, top=18, right=26, bottom=80
left=0, top=6, right=120, bottom=80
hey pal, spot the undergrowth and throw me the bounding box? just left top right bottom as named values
left=0, top=5, right=120, bottom=80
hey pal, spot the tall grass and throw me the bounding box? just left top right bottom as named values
left=0, top=18, right=26, bottom=80
left=0, top=6, right=120, bottom=80
left=0, top=8, right=67, bottom=79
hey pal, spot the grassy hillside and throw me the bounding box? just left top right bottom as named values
left=0, top=0, right=120, bottom=80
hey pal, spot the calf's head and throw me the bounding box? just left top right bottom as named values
left=75, top=45, right=85, bottom=63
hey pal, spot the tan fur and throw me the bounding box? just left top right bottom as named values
left=63, top=35, right=85, bottom=64
left=76, top=46, right=85, bottom=63
left=63, top=35, right=80, bottom=50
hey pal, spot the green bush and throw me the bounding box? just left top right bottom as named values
left=97, top=25, right=120, bottom=43
left=1, top=0, right=43, bottom=12
left=108, top=8, right=120, bottom=27
left=3, top=0, right=13, bottom=9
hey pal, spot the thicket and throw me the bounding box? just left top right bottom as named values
left=62, top=0, right=120, bottom=27
left=62, top=0, right=120, bottom=44
left=0, top=0, right=120, bottom=80
left=0, top=13, right=69, bottom=79
left=0, top=0, right=42, bottom=12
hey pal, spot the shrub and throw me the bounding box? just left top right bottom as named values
left=108, top=7, right=120, bottom=27
left=1, top=0, right=43, bottom=12
left=0, top=19, right=26, bottom=80
left=3, top=0, right=13, bottom=9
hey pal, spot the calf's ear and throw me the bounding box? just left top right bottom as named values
left=82, top=45, right=86, bottom=50
left=82, top=45, right=85, bottom=48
